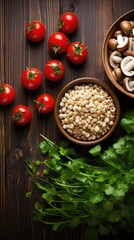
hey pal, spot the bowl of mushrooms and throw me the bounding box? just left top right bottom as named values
left=54, top=77, right=120, bottom=146
left=102, top=9, right=134, bottom=98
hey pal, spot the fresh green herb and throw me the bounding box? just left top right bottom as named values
left=120, top=109, right=134, bottom=133
left=25, top=191, right=32, bottom=198
left=26, top=109, right=134, bottom=239
left=88, top=144, right=101, bottom=156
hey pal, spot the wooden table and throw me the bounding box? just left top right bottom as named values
left=0, top=0, right=134, bottom=239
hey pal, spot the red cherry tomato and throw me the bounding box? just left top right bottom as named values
left=35, top=93, right=55, bottom=114
left=0, top=84, right=15, bottom=105
left=59, top=12, right=78, bottom=34
left=12, top=105, right=32, bottom=125
left=48, top=32, right=69, bottom=54
left=66, top=41, right=88, bottom=64
left=26, top=21, right=46, bottom=42
left=21, top=67, right=43, bottom=90
left=44, top=60, right=65, bottom=81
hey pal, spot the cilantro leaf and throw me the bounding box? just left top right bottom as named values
left=49, top=146, right=60, bottom=160
left=113, top=138, right=127, bottom=155
left=102, top=201, right=114, bottom=212
left=90, top=193, right=104, bottom=204
left=113, top=182, right=129, bottom=200
left=38, top=141, right=50, bottom=154
left=66, top=147, right=78, bottom=157
left=68, top=216, right=81, bottom=228
left=59, top=147, right=68, bottom=156
left=89, top=144, right=101, bottom=156
left=105, top=184, right=114, bottom=195
left=120, top=109, right=134, bottom=133
left=41, top=186, right=56, bottom=203
left=101, top=147, right=121, bottom=170
left=25, top=191, right=32, bottom=198
left=108, top=211, right=121, bottom=223
left=52, top=222, right=66, bottom=231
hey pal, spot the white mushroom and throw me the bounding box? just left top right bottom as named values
left=114, top=30, right=124, bottom=44
left=122, top=77, right=134, bottom=92
left=109, top=51, right=123, bottom=68
left=114, top=30, right=129, bottom=51
left=121, top=56, right=134, bottom=76
left=117, top=36, right=129, bottom=51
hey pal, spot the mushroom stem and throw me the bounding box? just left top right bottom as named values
left=112, top=56, right=123, bottom=63
left=117, top=34, right=124, bottom=46
left=124, top=60, right=134, bottom=72
left=129, top=80, right=134, bottom=87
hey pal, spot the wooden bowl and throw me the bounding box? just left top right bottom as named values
left=102, top=9, right=134, bottom=99
left=54, top=77, right=120, bottom=146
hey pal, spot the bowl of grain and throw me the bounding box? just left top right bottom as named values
left=54, top=77, right=120, bottom=145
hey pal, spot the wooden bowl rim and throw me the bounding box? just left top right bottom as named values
left=54, top=77, right=120, bottom=146
left=102, top=9, right=134, bottom=99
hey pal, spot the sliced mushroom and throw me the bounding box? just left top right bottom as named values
left=121, top=56, right=134, bottom=76
left=112, top=68, right=123, bottom=82
left=117, top=36, right=128, bottom=51
left=114, top=30, right=123, bottom=42
left=119, top=20, right=133, bottom=35
left=123, top=37, right=134, bottom=57
left=109, top=51, right=123, bottom=68
left=114, top=30, right=129, bottom=51
left=122, top=77, right=134, bottom=92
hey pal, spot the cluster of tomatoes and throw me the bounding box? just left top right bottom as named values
left=0, top=12, right=88, bottom=125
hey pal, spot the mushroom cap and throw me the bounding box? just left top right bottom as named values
left=122, top=77, right=134, bottom=92
left=114, top=30, right=123, bottom=37
left=112, top=68, right=123, bottom=81
left=120, top=20, right=133, bottom=35
left=123, top=50, right=134, bottom=57
left=108, top=38, right=118, bottom=51
left=129, top=21, right=134, bottom=28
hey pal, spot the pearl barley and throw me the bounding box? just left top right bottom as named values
left=59, top=83, right=116, bottom=141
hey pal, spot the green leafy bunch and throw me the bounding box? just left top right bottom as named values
left=26, top=109, right=134, bottom=240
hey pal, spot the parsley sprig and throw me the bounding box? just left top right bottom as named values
left=26, top=109, right=134, bottom=239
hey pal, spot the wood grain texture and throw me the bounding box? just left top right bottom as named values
left=0, top=0, right=134, bottom=240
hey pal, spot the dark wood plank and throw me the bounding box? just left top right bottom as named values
left=0, top=0, right=134, bottom=240
left=0, top=0, right=6, bottom=239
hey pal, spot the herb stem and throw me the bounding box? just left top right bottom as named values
left=40, top=134, right=54, bottom=146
